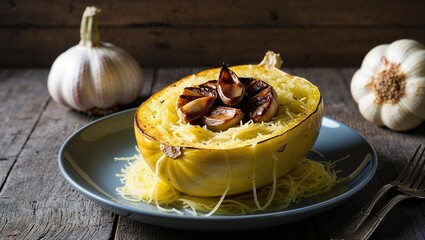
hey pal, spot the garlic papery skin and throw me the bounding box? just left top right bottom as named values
left=351, top=39, right=425, bottom=131
left=47, top=6, right=143, bottom=115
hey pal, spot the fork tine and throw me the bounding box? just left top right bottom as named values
left=418, top=170, right=425, bottom=192
left=397, top=144, right=422, bottom=184
left=412, top=145, right=425, bottom=190
left=408, top=145, right=425, bottom=187
left=331, top=144, right=425, bottom=239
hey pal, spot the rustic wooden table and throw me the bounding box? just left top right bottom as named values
left=0, top=67, right=424, bottom=239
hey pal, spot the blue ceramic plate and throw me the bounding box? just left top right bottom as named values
left=58, top=108, right=377, bottom=231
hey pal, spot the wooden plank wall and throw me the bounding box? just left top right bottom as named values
left=0, top=0, right=424, bottom=67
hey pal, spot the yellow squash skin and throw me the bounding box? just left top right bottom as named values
left=134, top=52, right=323, bottom=197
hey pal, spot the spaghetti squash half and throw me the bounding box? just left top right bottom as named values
left=134, top=51, right=323, bottom=197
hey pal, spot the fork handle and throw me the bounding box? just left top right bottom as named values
left=330, top=184, right=395, bottom=240
left=347, top=194, right=411, bottom=240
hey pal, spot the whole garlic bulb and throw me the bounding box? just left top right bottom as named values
left=351, top=39, right=425, bottom=131
left=48, top=6, right=143, bottom=115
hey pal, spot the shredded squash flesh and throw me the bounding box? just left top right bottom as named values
left=130, top=56, right=328, bottom=211
left=136, top=67, right=321, bottom=149
left=115, top=149, right=337, bottom=216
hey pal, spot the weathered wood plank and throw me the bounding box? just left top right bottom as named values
left=1, top=0, right=423, bottom=27
left=150, top=67, right=195, bottom=94
left=1, top=27, right=424, bottom=68
left=0, top=99, right=116, bottom=239
left=0, top=69, right=50, bottom=187
left=0, top=68, right=154, bottom=239
left=115, top=217, right=318, bottom=240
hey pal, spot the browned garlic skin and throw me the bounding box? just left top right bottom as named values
left=217, top=65, right=245, bottom=107
left=199, top=80, right=218, bottom=89
left=176, top=65, right=280, bottom=130
left=201, top=106, right=244, bottom=131
left=241, top=77, right=269, bottom=98
left=244, top=86, right=279, bottom=123
left=176, top=86, right=217, bottom=109
left=177, top=96, right=216, bottom=124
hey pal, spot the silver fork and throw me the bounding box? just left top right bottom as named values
left=331, top=144, right=425, bottom=240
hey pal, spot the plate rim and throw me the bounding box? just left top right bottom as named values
left=58, top=108, right=378, bottom=223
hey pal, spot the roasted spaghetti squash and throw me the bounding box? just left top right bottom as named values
left=134, top=51, right=323, bottom=197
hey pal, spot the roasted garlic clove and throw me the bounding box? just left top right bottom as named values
left=176, top=86, right=217, bottom=108
left=177, top=96, right=215, bottom=123
left=185, top=86, right=217, bottom=98
left=244, top=86, right=279, bottom=123
left=176, top=95, right=194, bottom=109
left=176, top=64, right=280, bottom=128
left=240, top=77, right=269, bottom=98
left=199, top=80, right=218, bottom=89
left=218, top=65, right=245, bottom=107
left=202, top=106, right=244, bottom=131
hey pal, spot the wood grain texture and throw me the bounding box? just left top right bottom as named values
left=1, top=0, right=423, bottom=27
left=1, top=27, right=424, bottom=68
left=0, top=87, right=117, bottom=239
left=0, top=69, right=50, bottom=187
left=115, top=217, right=319, bottom=240
left=0, top=99, right=114, bottom=239
left=1, top=0, right=424, bottom=67
left=151, top=68, right=194, bottom=94
left=0, top=68, right=154, bottom=239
